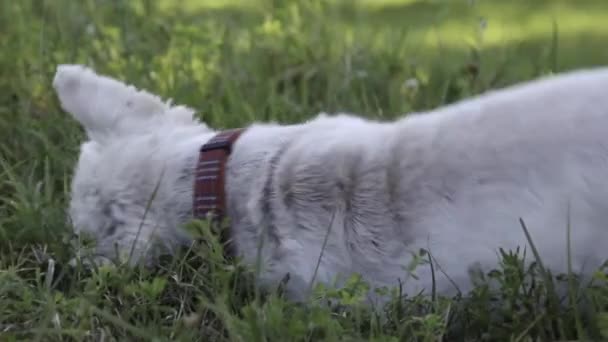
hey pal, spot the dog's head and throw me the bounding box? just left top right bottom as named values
left=53, top=64, right=210, bottom=265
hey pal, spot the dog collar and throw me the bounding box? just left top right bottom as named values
left=193, top=128, right=245, bottom=222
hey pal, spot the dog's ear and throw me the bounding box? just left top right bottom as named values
left=52, top=64, right=200, bottom=142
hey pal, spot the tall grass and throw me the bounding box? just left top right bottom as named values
left=1, top=0, right=608, bottom=340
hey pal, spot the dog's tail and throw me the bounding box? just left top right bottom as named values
left=53, top=64, right=199, bottom=142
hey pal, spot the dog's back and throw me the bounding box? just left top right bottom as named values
left=227, top=68, right=608, bottom=299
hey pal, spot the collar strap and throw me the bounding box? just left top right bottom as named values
left=193, top=128, right=245, bottom=221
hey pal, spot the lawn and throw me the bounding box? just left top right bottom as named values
left=1, top=0, right=608, bottom=340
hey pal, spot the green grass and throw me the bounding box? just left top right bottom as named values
left=2, top=0, right=608, bottom=340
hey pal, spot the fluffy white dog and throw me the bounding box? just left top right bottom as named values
left=53, top=64, right=608, bottom=303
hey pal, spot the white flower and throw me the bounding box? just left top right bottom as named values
left=403, top=78, right=419, bottom=90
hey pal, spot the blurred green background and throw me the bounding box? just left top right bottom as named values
left=1, top=1, right=608, bottom=339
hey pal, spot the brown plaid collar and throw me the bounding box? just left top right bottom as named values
left=193, top=128, right=245, bottom=223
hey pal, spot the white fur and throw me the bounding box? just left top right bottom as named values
left=54, top=64, right=608, bottom=304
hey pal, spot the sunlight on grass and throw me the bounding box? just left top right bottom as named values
left=357, top=0, right=608, bottom=49
left=157, top=0, right=256, bottom=12
left=157, top=0, right=608, bottom=50
left=153, top=0, right=608, bottom=70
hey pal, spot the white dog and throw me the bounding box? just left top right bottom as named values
left=53, top=64, right=608, bottom=303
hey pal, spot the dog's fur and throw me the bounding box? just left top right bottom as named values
left=54, top=64, right=608, bottom=303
